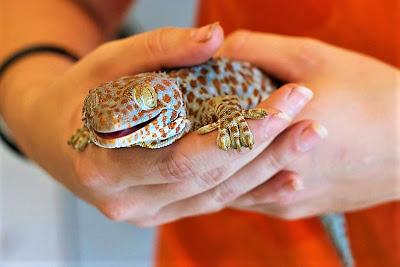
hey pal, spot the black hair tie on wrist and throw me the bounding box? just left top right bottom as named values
left=0, top=45, right=80, bottom=158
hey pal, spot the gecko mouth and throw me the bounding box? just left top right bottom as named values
left=94, top=115, right=159, bottom=139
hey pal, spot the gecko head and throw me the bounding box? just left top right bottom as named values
left=82, top=73, right=188, bottom=148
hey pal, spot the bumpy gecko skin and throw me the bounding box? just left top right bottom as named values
left=68, top=57, right=353, bottom=267
left=68, top=57, right=276, bottom=150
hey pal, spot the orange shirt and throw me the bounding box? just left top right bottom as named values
left=156, top=1, right=400, bottom=266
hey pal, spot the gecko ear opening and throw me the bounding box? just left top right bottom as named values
left=133, top=84, right=158, bottom=110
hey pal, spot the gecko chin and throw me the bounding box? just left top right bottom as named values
left=94, top=115, right=159, bottom=139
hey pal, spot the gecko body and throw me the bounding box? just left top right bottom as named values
left=68, top=57, right=353, bottom=267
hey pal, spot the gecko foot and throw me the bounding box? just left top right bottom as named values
left=197, top=108, right=268, bottom=151
left=196, top=96, right=270, bottom=151
left=68, top=127, right=91, bottom=151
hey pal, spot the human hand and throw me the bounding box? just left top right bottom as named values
left=218, top=31, right=400, bottom=219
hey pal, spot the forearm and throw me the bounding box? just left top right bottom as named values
left=0, top=56, right=73, bottom=151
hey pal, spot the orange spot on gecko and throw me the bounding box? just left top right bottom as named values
left=226, top=62, right=234, bottom=72
left=187, top=92, right=195, bottom=103
left=200, top=87, right=208, bottom=95
left=190, top=80, right=197, bottom=88
left=211, top=64, right=220, bottom=74
left=200, top=68, right=209, bottom=75
left=168, top=122, right=176, bottom=129
left=242, top=83, right=248, bottom=93
left=163, top=94, right=171, bottom=103
left=213, top=80, right=221, bottom=95
left=229, top=76, right=238, bottom=85
left=173, top=90, right=180, bottom=99
left=155, top=84, right=165, bottom=91
left=162, top=80, right=171, bottom=86
left=173, top=103, right=181, bottom=110
left=198, top=76, right=207, bottom=86
left=178, top=70, right=189, bottom=79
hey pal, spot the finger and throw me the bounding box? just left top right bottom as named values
left=217, top=30, right=326, bottom=82
left=78, top=23, right=224, bottom=84
left=143, top=120, right=327, bottom=225
left=229, top=170, right=303, bottom=207
left=119, top=170, right=303, bottom=222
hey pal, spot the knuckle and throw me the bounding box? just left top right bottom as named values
left=73, top=156, right=122, bottom=189
left=92, top=42, right=115, bottom=63
left=194, top=167, right=226, bottom=190
left=159, top=150, right=226, bottom=187
left=98, top=198, right=129, bottom=222
left=292, top=37, right=326, bottom=74
left=73, top=158, right=105, bottom=189
left=144, top=28, right=171, bottom=58
left=211, top=182, right=238, bottom=204
left=159, top=150, right=198, bottom=181
left=86, top=41, right=120, bottom=76
left=224, top=29, right=251, bottom=55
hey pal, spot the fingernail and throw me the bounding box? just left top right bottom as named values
left=284, top=176, right=304, bottom=191
left=191, top=22, right=220, bottom=42
left=278, top=177, right=304, bottom=199
left=275, top=111, right=293, bottom=122
left=298, top=122, right=328, bottom=152
left=286, top=85, right=313, bottom=117
left=295, top=86, right=314, bottom=100
left=291, top=178, right=304, bottom=191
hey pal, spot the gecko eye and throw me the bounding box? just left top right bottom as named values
left=134, top=85, right=158, bottom=110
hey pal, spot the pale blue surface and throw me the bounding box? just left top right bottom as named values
left=321, top=214, right=354, bottom=267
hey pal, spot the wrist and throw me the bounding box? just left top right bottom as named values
left=0, top=54, right=75, bottom=151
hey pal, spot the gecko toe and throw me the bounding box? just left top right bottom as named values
left=242, top=108, right=268, bottom=119
left=237, top=118, right=255, bottom=149
left=217, top=128, right=231, bottom=150
left=228, top=123, right=242, bottom=151
left=197, top=121, right=218, bottom=134
left=68, top=127, right=91, bottom=151
left=241, top=133, right=254, bottom=150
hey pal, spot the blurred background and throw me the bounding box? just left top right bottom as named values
left=0, top=1, right=196, bottom=266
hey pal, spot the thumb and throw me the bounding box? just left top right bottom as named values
left=217, top=30, right=325, bottom=82
left=79, top=22, right=224, bottom=81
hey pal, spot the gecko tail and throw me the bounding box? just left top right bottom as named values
left=321, top=213, right=354, bottom=267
